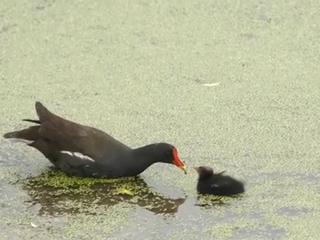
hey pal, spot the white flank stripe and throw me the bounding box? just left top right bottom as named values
left=60, top=151, right=73, bottom=157
left=60, top=151, right=95, bottom=162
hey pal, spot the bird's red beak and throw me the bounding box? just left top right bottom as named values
left=172, top=147, right=187, bottom=174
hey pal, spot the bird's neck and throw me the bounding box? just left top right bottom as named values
left=198, top=174, right=213, bottom=181
left=131, top=144, right=162, bottom=171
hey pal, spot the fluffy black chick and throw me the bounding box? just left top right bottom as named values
left=194, top=166, right=245, bottom=196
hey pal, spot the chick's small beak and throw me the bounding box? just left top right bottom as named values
left=193, top=167, right=199, bottom=173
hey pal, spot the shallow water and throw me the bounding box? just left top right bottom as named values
left=1, top=0, right=320, bottom=239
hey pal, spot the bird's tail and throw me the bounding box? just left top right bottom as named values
left=22, top=119, right=41, bottom=124
left=3, top=125, right=40, bottom=142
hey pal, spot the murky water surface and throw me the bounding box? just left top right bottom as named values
left=1, top=0, right=320, bottom=239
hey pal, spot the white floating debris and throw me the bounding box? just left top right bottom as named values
left=31, top=222, right=37, bottom=228
left=202, top=82, right=221, bottom=87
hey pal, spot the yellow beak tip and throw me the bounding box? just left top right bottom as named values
left=179, top=166, right=187, bottom=174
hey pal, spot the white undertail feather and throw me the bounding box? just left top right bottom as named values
left=9, top=139, right=33, bottom=144
left=60, top=151, right=95, bottom=162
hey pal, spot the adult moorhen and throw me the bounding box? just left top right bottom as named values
left=194, top=166, right=244, bottom=196
left=3, top=102, right=187, bottom=178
